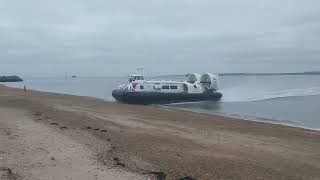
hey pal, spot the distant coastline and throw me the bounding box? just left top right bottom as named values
left=152, top=71, right=320, bottom=78
left=0, top=75, right=23, bottom=82
left=219, top=71, right=320, bottom=76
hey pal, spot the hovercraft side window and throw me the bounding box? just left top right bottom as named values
left=162, top=85, right=169, bottom=89
left=140, top=85, right=144, bottom=89
left=193, top=85, right=198, bottom=88
left=170, top=85, right=178, bottom=89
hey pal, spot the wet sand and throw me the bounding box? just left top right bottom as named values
left=1, top=85, right=320, bottom=180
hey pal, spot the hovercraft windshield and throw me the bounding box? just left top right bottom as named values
left=128, top=74, right=144, bottom=83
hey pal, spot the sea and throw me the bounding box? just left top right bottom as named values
left=2, top=74, right=320, bottom=131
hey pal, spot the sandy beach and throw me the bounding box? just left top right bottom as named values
left=1, top=85, right=320, bottom=180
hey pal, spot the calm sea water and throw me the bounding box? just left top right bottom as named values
left=2, top=74, right=320, bottom=130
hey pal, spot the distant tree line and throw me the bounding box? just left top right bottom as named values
left=0, top=76, right=23, bottom=82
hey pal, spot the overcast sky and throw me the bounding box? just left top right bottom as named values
left=1, top=0, right=320, bottom=76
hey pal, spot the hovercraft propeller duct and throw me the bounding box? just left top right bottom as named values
left=187, top=73, right=219, bottom=92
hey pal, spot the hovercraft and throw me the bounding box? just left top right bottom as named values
left=112, top=73, right=222, bottom=104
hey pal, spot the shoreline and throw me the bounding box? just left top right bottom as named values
left=3, top=84, right=318, bottom=132
left=1, top=84, right=320, bottom=179
left=163, top=105, right=320, bottom=132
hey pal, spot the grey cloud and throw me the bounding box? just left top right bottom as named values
left=0, top=0, right=320, bottom=76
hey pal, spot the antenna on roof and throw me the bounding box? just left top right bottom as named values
left=137, top=67, right=144, bottom=75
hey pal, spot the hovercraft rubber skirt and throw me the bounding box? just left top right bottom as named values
left=112, top=90, right=222, bottom=104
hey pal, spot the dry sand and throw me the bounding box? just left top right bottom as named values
left=1, top=85, right=320, bottom=180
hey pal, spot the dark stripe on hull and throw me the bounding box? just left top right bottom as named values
left=112, top=90, right=222, bottom=104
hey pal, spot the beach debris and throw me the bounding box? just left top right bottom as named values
left=93, top=128, right=100, bottom=131
left=50, top=123, right=59, bottom=125
left=101, top=130, right=107, bottom=133
left=148, top=171, right=167, bottom=180
left=116, top=161, right=125, bottom=167
left=113, top=157, right=125, bottom=167
left=59, top=126, right=68, bottom=129
left=50, top=156, right=55, bottom=161
left=179, top=176, right=195, bottom=180
left=37, top=118, right=42, bottom=121
left=86, top=126, right=92, bottom=129
left=0, top=167, right=16, bottom=180
left=37, top=147, right=45, bottom=151
left=107, top=138, right=111, bottom=142
left=33, top=112, right=42, bottom=116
